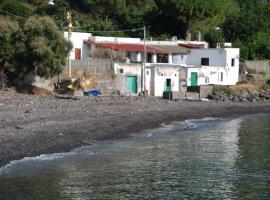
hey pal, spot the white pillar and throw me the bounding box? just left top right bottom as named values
left=136, top=52, right=141, bottom=62
left=152, top=54, right=157, bottom=63
left=168, top=53, right=173, bottom=64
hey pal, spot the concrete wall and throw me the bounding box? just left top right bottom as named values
left=187, top=66, right=237, bottom=86
left=24, top=74, right=53, bottom=91
left=90, top=36, right=141, bottom=44
left=245, top=60, right=270, bottom=73
left=172, top=54, right=187, bottom=65
left=187, top=48, right=227, bottom=67
left=186, top=48, right=239, bottom=86
left=114, top=63, right=142, bottom=94
left=64, top=32, right=92, bottom=60
left=148, top=66, right=180, bottom=97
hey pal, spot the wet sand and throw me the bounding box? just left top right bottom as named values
left=1, top=91, right=270, bottom=167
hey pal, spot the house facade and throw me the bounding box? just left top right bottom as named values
left=65, top=32, right=240, bottom=97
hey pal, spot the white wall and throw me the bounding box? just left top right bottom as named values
left=148, top=67, right=179, bottom=96
left=172, top=54, right=187, bottom=65
left=187, top=48, right=227, bottom=67
left=186, top=48, right=239, bottom=86
left=64, top=32, right=92, bottom=60
left=114, top=63, right=142, bottom=94
left=224, top=48, right=240, bottom=85
left=90, top=36, right=141, bottom=44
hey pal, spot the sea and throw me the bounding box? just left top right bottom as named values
left=0, top=114, right=269, bottom=200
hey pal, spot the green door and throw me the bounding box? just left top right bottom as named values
left=191, top=72, right=198, bottom=86
left=166, top=79, right=171, bottom=92
left=126, top=76, right=137, bottom=93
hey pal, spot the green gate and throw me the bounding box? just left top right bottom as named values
left=191, top=72, right=198, bottom=86
left=166, top=79, right=171, bottom=92
left=126, top=76, right=137, bottom=93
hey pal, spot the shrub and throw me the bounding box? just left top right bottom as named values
left=259, top=70, right=267, bottom=77
left=261, top=83, right=270, bottom=90
left=246, top=67, right=257, bottom=74
left=0, top=69, right=7, bottom=90
left=213, top=85, right=235, bottom=95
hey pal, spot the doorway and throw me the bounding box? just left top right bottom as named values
left=126, top=76, right=137, bottom=93
left=191, top=72, right=198, bottom=86
left=166, top=79, right=171, bottom=92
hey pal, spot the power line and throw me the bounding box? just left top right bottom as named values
left=69, top=27, right=145, bottom=33
left=0, top=9, right=147, bottom=35
left=0, top=9, right=26, bottom=20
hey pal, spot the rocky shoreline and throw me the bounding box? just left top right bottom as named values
left=208, top=89, right=270, bottom=102
left=1, top=90, right=270, bottom=167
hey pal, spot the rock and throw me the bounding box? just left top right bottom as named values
left=233, top=96, right=240, bottom=102
left=241, top=98, right=247, bottom=102
left=260, top=93, right=270, bottom=99
left=241, top=91, right=249, bottom=98
left=247, top=97, right=253, bottom=102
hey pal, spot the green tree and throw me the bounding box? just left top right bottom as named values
left=154, top=0, right=238, bottom=39
left=0, top=16, right=25, bottom=73
left=36, top=0, right=70, bottom=28
left=249, top=32, right=270, bottom=60
left=0, top=0, right=33, bottom=18
left=204, top=29, right=224, bottom=48
left=23, top=16, right=72, bottom=78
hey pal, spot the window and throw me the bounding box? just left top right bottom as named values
left=147, top=53, right=152, bottom=63
left=201, top=58, right=209, bottom=66
left=205, top=77, right=209, bottom=83
left=231, top=58, right=235, bottom=67
left=120, top=69, right=124, bottom=74
left=75, top=48, right=81, bottom=60
left=157, top=54, right=168, bottom=63
left=218, top=72, right=223, bottom=82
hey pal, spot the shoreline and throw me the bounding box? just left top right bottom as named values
left=1, top=92, right=270, bottom=167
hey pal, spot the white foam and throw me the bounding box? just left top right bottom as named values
left=0, top=145, right=96, bottom=175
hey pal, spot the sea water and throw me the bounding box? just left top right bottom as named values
left=0, top=114, right=269, bottom=200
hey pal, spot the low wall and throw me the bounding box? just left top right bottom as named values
left=245, top=60, right=270, bottom=73
left=200, top=85, right=213, bottom=98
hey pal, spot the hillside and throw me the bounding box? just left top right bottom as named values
left=0, top=0, right=269, bottom=60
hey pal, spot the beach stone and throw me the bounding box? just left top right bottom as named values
left=233, top=96, right=240, bottom=102
left=241, top=98, right=247, bottom=102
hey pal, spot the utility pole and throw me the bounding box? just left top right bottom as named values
left=143, top=26, right=147, bottom=96
left=67, top=11, right=72, bottom=78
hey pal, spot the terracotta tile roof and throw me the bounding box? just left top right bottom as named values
left=148, top=45, right=189, bottom=54
left=84, top=40, right=163, bottom=54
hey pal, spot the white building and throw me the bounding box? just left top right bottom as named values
left=186, top=48, right=239, bottom=86
left=64, top=32, right=92, bottom=60
left=65, top=32, right=239, bottom=97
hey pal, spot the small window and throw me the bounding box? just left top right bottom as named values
left=147, top=53, right=152, bottom=63
left=231, top=58, right=235, bottom=67
left=146, top=70, right=150, bottom=75
left=181, top=54, right=184, bottom=59
left=75, top=48, right=81, bottom=60
left=201, top=58, right=209, bottom=66
left=120, top=69, right=124, bottom=73
left=157, top=54, right=168, bottom=63
left=205, top=77, right=209, bottom=83
left=219, top=72, right=223, bottom=82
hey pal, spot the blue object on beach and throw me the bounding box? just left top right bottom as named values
left=84, top=89, right=101, bottom=96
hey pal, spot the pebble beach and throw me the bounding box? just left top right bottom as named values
left=1, top=90, right=270, bottom=167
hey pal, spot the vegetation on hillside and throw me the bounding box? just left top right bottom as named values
left=0, top=0, right=269, bottom=79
